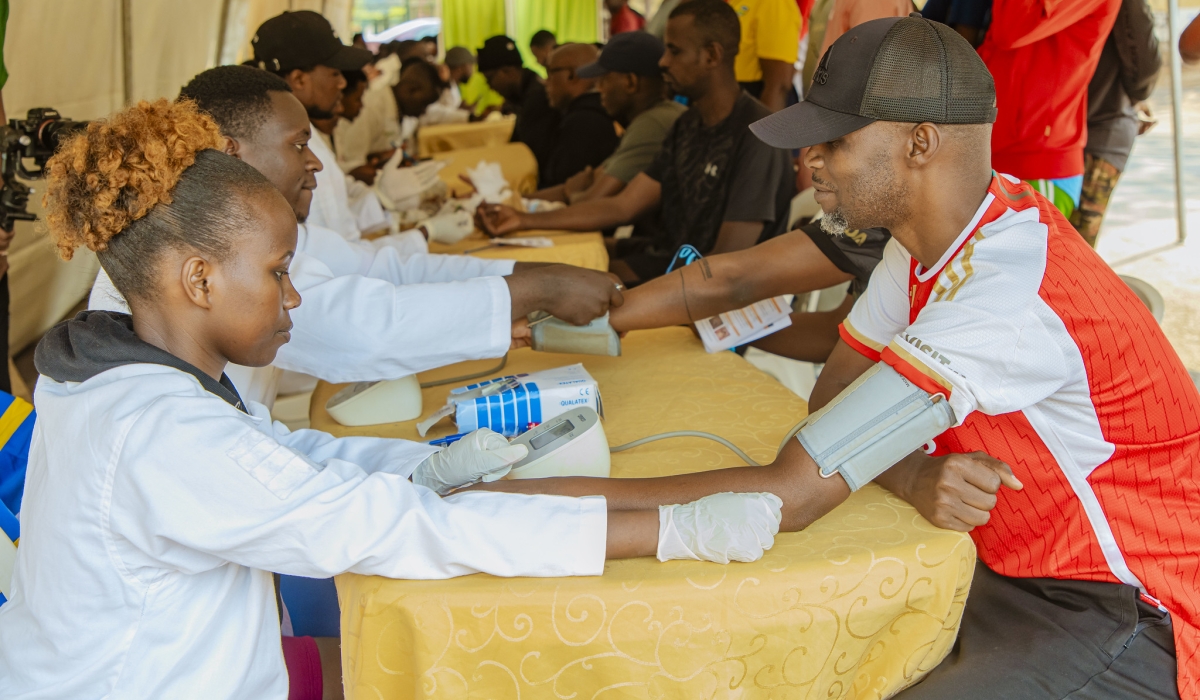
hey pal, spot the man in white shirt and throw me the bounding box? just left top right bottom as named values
left=92, top=65, right=625, bottom=410
left=251, top=10, right=422, bottom=252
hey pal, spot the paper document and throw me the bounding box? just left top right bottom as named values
left=695, top=296, right=792, bottom=353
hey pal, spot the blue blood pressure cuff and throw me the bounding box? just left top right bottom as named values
left=797, top=363, right=955, bottom=491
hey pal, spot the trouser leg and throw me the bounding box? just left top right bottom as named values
left=893, top=560, right=1179, bottom=700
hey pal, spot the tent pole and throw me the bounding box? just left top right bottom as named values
left=120, top=0, right=134, bottom=106
left=504, top=0, right=517, bottom=38
left=1167, top=0, right=1188, bottom=243
left=214, top=0, right=234, bottom=68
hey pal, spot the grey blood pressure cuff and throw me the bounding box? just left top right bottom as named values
left=797, top=363, right=956, bottom=491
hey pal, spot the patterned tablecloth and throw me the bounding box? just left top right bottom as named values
left=311, top=328, right=976, bottom=699
left=418, top=118, right=516, bottom=158
left=427, top=231, right=609, bottom=272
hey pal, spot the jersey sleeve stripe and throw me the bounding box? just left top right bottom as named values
left=882, top=343, right=954, bottom=398
left=839, top=322, right=883, bottom=361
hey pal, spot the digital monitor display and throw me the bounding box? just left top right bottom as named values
left=530, top=420, right=574, bottom=450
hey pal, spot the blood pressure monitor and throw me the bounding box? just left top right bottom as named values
left=506, top=407, right=611, bottom=479
left=325, top=375, right=423, bottom=427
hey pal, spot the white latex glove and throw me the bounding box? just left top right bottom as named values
left=421, top=210, right=475, bottom=244
left=411, top=429, right=528, bottom=495
left=657, top=492, right=783, bottom=564
left=465, top=160, right=512, bottom=203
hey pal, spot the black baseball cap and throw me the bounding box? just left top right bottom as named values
left=477, top=36, right=524, bottom=72
left=750, top=15, right=996, bottom=149
left=252, top=11, right=373, bottom=73
left=577, top=32, right=665, bottom=79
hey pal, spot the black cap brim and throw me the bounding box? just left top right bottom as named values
left=750, top=100, right=876, bottom=149
left=322, top=45, right=374, bottom=72
left=575, top=61, right=609, bottom=79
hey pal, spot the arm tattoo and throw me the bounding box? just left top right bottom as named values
left=698, top=258, right=713, bottom=280
left=680, top=269, right=695, bottom=323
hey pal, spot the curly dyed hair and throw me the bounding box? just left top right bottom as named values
left=43, top=98, right=277, bottom=300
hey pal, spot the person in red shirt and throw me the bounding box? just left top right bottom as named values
left=979, top=0, right=1122, bottom=219
left=608, top=0, right=647, bottom=34
left=486, top=17, right=1197, bottom=698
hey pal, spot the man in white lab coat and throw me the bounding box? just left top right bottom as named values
left=91, top=65, right=624, bottom=408
left=251, top=10, right=420, bottom=251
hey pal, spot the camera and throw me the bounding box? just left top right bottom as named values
left=0, top=108, right=88, bottom=230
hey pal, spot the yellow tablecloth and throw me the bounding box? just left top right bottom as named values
left=313, top=328, right=975, bottom=700
left=427, top=231, right=609, bottom=272
left=433, top=143, right=539, bottom=198
left=418, top=118, right=516, bottom=158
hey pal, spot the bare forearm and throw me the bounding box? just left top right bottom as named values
left=570, top=173, right=625, bottom=204
left=531, top=184, right=568, bottom=203
left=504, top=273, right=552, bottom=320
left=606, top=510, right=659, bottom=559
left=872, top=450, right=924, bottom=501
left=759, top=59, right=795, bottom=113
left=610, top=232, right=852, bottom=333
left=749, top=306, right=847, bottom=363
left=516, top=196, right=631, bottom=232
left=478, top=440, right=848, bottom=532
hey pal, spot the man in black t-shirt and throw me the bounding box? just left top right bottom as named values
left=478, top=35, right=560, bottom=178
left=476, top=0, right=794, bottom=285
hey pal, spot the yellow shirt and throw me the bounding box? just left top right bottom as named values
left=729, top=0, right=803, bottom=83
left=459, top=71, right=506, bottom=117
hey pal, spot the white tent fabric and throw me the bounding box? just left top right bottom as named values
left=4, top=0, right=353, bottom=354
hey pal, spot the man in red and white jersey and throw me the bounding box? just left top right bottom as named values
left=747, top=14, right=1197, bottom=700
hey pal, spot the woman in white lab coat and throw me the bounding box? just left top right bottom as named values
left=89, top=66, right=623, bottom=408
left=0, top=99, right=780, bottom=700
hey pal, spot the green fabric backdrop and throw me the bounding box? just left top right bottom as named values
left=442, top=0, right=598, bottom=74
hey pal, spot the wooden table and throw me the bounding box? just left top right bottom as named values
left=418, top=118, right=516, bottom=158
left=313, top=328, right=976, bottom=699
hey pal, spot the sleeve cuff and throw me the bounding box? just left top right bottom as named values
left=571, top=496, right=608, bottom=576
left=880, top=343, right=954, bottom=399
left=839, top=322, right=883, bottom=362
left=485, top=275, right=514, bottom=355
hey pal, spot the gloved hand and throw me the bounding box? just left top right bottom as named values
left=657, top=492, right=783, bottom=564
left=411, top=429, right=528, bottom=495
left=420, top=210, right=475, bottom=244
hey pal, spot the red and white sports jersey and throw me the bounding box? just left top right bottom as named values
left=840, top=173, right=1200, bottom=697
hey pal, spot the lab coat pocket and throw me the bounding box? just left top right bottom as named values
left=227, top=430, right=319, bottom=500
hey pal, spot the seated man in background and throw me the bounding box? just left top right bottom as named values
left=479, top=35, right=560, bottom=178
left=337, top=50, right=404, bottom=183
left=253, top=11, right=423, bottom=253
left=478, top=0, right=794, bottom=285
left=539, top=43, right=621, bottom=188
left=529, top=29, right=557, bottom=69
left=442, top=46, right=478, bottom=110
left=92, top=65, right=625, bottom=410
left=533, top=31, right=686, bottom=205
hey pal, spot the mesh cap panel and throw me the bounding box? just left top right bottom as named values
left=860, top=19, right=996, bottom=124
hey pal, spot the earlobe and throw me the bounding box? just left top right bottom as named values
left=222, top=136, right=240, bottom=158
left=285, top=68, right=307, bottom=92
left=181, top=256, right=215, bottom=310
left=909, top=123, right=939, bottom=166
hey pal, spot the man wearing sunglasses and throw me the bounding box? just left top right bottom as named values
left=541, top=43, right=621, bottom=188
